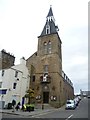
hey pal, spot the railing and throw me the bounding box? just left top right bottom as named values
left=62, top=71, right=73, bottom=87
left=40, top=75, right=51, bottom=84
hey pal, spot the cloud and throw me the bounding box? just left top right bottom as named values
left=62, top=27, right=88, bottom=94
left=0, top=0, right=88, bottom=94
left=74, top=82, right=88, bottom=94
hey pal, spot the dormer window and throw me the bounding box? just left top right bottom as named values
left=46, top=24, right=50, bottom=34
left=40, top=7, right=58, bottom=37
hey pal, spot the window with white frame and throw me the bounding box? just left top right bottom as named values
left=46, top=24, right=50, bottom=34
left=13, top=83, right=17, bottom=89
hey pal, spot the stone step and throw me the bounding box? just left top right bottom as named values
left=35, top=104, right=54, bottom=109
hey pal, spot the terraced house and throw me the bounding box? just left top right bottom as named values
left=0, top=50, right=30, bottom=108
left=26, top=7, right=74, bottom=108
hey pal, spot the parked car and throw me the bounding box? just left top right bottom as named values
left=87, top=96, right=90, bottom=98
left=78, top=96, right=81, bottom=101
left=74, top=97, right=79, bottom=106
left=65, top=100, right=76, bottom=110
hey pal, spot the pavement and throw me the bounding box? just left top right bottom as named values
left=0, top=104, right=65, bottom=117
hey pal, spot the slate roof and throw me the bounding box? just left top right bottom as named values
left=39, top=7, right=59, bottom=37
left=47, top=7, right=54, bottom=17
left=40, top=20, right=57, bottom=37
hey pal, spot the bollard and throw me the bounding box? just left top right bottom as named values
left=12, top=105, right=15, bottom=112
left=42, top=104, right=44, bottom=110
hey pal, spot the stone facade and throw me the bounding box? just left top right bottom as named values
left=0, top=49, right=15, bottom=70
left=26, top=7, right=74, bottom=108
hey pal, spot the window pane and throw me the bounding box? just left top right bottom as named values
left=46, top=24, right=50, bottom=34
left=47, top=41, right=51, bottom=53
left=2, top=70, right=4, bottom=76
left=32, top=75, right=35, bottom=82
left=13, top=83, right=17, bottom=89
left=15, top=71, right=18, bottom=77
left=44, top=42, right=47, bottom=54
left=44, top=65, right=48, bottom=73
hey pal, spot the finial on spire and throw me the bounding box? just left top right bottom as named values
left=47, top=6, right=54, bottom=17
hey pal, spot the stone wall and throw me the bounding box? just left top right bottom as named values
left=0, top=49, right=15, bottom=70
left=26, top=33, right=74, bottom=108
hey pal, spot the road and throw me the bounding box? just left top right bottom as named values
left=1, top=97, right=89, bottom=120
left=32, top=97, right=88, bottom=119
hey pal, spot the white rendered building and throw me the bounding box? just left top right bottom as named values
left=0, top=57, right=30, bottom=108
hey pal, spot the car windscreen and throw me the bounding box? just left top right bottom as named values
left=67, top=101, right=71, bottom=104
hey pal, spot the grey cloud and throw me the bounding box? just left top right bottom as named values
left=61, top=26, right=88, bottom=93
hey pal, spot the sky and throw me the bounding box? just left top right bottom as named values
left=0, top=0, right=88, bottom=94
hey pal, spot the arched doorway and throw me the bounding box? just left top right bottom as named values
left=42, top=85, right=49, bottom=103
left=43, top=92, right=49, bottom=103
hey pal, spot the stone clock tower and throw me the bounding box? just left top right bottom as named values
left=26, top=7, right=74, bottom=108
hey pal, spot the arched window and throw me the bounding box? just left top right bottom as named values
left=47, top=41, right=51, bottom=53
left=43, top=65, right=48, bottom=74
left=46, top=24, right=50, bottom=34
left=44, top=42, right=47, bottom=54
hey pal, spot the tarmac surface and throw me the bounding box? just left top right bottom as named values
left=0, top=104, right=65, bottom=117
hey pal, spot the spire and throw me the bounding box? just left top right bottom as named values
left=46, top=5, right=55, bottom=22
left=47, top=5, right=54, bottom=17
left=39, top=6, right=59, bottom=37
